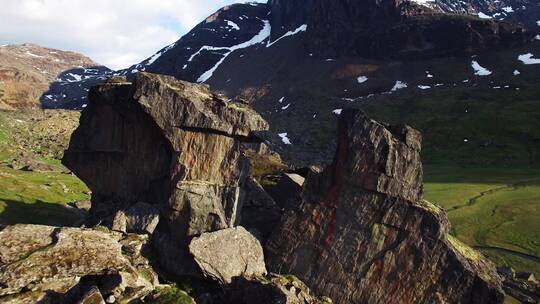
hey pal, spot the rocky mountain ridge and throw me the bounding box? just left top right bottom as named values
left=31, top=0, right=540, bottom=167
left=36, top=0, right=540, bottom=109
left=0, top=43, right=110, bottom=110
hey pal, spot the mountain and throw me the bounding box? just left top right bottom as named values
left=45, top=0, right=540, bottom=164
left=0, top=43, right=110, bottom=110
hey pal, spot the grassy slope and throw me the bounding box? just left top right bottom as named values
left=0, top=110, right=89, bottom=226
left=361, top=85, right=540, bottom=277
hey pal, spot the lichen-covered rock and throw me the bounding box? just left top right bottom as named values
left=266, top=110, right=504, bottom=304
left=189, top=226, right=267, bottom=284
left=0, top=225, right=128, bottom=296
left=0, top=224, right=157, bottom=303
left=62, top=72, right=268, bottom=276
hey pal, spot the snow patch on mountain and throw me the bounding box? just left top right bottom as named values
left=410, top=0, right=435, bottom=6
left=501, top=6, right=514, bottom=13
left=471, top=61, right=492, bottom=76
left=478, top=12, right=492, bottom=19
left=278, top=133, right=292, bottom=145
left=226, top=20, right=240, bottom=30
left=193, top=19, right=271, bottom=82
left=391, top=81, right=408, bottom=91
left=357, top=76, right=368, bottom=84
left=25, top=51, right=44, bottom=58
left=145, top=42, right=176, bottom=66
left=267, top=24, right=307, bottom=47
left=518, top=53, right=540, bottom=64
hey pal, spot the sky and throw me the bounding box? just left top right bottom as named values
left=0, top=0, right=266, bottom=70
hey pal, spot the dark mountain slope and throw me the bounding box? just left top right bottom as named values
left=44, top=0, right=540, bottom=166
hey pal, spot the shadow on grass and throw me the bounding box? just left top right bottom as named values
left=0, top=199, right=82, bottom=227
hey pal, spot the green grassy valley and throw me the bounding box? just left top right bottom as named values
left=0, top=110, right=89, bottom=227
left=424, top=166, right=540, bottom=277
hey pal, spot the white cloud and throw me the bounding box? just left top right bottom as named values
left=0, top=0, right=265, bottom=70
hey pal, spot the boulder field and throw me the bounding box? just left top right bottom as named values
left=0, top=73, right=504, bottom=303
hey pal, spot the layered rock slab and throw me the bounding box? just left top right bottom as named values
left=266, top=110, right=504, bottom=304
left=62, top=72, right=268, bottom=275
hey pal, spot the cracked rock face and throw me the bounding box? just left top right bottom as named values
left=266, top=110, right=504, bottom=304
left=62, top=72, right=268, bottom=276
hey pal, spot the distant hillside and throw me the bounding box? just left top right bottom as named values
left=0, top=43, right=109, bottom=110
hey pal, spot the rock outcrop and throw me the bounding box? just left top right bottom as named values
left=189, top=226, right=267, bottom=284
left=62, top=72, right=268, bottom=276
left=266, top=109, right=505, bottom=304
left=0, top=224, right=156, bottom=303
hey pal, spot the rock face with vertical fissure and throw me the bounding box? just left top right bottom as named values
left=62, top=72, right=268, bottom=276
left=266, top=109, right=505, bottom=304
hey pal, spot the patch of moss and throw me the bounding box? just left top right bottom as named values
left=418, top=199, right=444, bottom=215
left=146, top=286, right=196, bottom=304
left=244, top=149, right=288, bottom=179
left=448, top=235, right=482, bottom=262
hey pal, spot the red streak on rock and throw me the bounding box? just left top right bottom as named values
left=322, top=113, right=351, bottom=247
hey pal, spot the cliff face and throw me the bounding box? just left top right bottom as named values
left=266, top=110, right=505, bottom=304
left=268, top=0, right=314, bottom=40
left=62, top=72, right=268, bottom=276
left=306, top=0, right=527, bottom=59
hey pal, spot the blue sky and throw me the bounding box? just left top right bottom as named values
left=0, top=0, right=265, bottom=69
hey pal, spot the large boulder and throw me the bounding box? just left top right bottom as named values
left=189, top=226, right=267, bottom=284
left=62, top=72, right=268, bottom=275
left=266, top=110, right=505, bottom=304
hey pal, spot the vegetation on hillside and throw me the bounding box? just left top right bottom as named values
left=0, top=110, right=89, bottom=227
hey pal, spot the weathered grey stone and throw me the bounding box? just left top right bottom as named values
left=111, top=210, right=127, bottom=233
left=125, top=202, right=160, bottom=234
left=0, top=224, right=157, bottom=302
left=266, top=110, right=504, bottom=304
left=0, top=225, right=127, bottom=296
left=189, top=226, right=267, bottom=284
